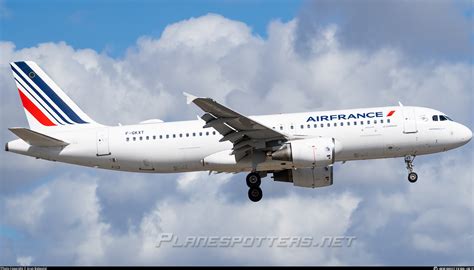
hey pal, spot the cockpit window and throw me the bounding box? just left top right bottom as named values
left=433, top=115, right=452, bottom=122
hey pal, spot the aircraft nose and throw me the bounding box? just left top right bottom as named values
left=459, top=125, right=472, bottom=144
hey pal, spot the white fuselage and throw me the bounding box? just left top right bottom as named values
left=6, top=106, right=472, bottom=173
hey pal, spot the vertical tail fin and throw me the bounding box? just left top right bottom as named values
left=10, top=61, right=99, bottom=130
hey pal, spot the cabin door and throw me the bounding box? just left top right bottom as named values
left=402, top=108, right=418, bottom=134
left=96, top=129, right=111, bottom=156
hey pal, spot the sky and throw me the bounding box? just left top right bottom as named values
left=0, top=0, right=473, bottom=266
left=0, top=0, right=302, bottom=57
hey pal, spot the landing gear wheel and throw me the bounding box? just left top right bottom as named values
left=246, top=172, right=261, bottom=188
left=404, top=155, right=418, bottom=183
left=248, top=187, right=263, bottom=202
left=408, top=172, right=418, bottom=183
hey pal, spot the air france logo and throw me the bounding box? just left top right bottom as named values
left=306, top=111, right=395, bottom=122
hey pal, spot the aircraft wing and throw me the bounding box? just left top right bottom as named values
left=184, top=92, right=287, bottom=160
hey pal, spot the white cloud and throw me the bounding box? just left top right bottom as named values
left=157, top=14, right=254, bottom=53
left=0, top=13, right=472, bottom=265
left=2, top=170, right=362, bottom=265
left=412, top=233, right=454, bottom=254
left=148, top=191, right=361, bottom=265
left=1, top=15, right=471, bottom=123
left=4, top=186, right=49, bottom=233
left=2, top=174, right=111, bottom=264
left=2, top=152, right=471, bottom=265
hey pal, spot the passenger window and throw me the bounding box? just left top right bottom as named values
left=374, top=120, right=377, bottom=124
left=280, top=126, right=283, bottom=130
left=367, top=120, right=370, bottom=125
left=133, top=137, right=136, bottom=141
left=126, top=137, right=129, bottom=142
left=340, top=122, right=344, bottom=126
left=186, top=133, right=189, bottom=137
left=146, top=136, right=149, bottom=140
left=327, top=123, right=330, bottom=127
left=347, top=122, right=350, bottom=126
left=432, top=115, right=438, bottom=121
left=334, top=123, right=337, bottom=127
left=307, top=124, right=311, bottom=128
left=160, top=135, right=163, bottom=139
left=360, top=121, right=364, bottom=125
left=387, top=119, right=391, bottom=123
left=212, top=131, right=216, bottom=135
left=300, top=125, right=304, bottom=129
left=179, top=134, right=182, bottom=138
left=166, top=135, right=169, bottom=139
left=354, top=121, right=357, bottom=126
left=153, top=135, right=156, bottom=140
left=314, top=124, right=317, bottom=128
left=139, top=136, right=143, bottom=140
left=193, top=133, right=196, bottom=136
left=200, top=132, right=203, bottom=136
left=205, top=132, right=209, bottom=136
left=380, top=119, right=384, bottom=124
left=290, top=125, right=294, bottom=129
left=320, top=124, right=324, bottom=128
left=439, top=115, right=447, bottom=121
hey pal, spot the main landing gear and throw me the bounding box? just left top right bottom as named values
left=246, top=172, right=263, bottom=202
left=404, top=155, right=418, bottom=183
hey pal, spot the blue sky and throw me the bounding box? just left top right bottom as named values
left=0, top=0, right=472, bottom=266
left=1, top=0, right=302, bottom=56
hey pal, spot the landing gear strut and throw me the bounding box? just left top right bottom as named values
left=404, top=155, right=418, bottom=183
left=246, top=172, right=263, bottom=202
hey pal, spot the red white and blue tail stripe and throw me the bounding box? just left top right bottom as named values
left=10, top=61, right=97, bottom=130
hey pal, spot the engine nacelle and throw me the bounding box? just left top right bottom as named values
left=272, top=137, right=338, bottom=168
left=273, top=167, right=333, bottom=188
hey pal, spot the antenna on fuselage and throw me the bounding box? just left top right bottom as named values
left=398, top=101, right=404, bottom=107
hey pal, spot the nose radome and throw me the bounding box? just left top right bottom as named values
left=460, top=125, right=472, bottom=143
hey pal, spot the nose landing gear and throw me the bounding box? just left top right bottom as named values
left=404, top=155, right=418, bottom=183
left=246, top=172, right=263, bottom=202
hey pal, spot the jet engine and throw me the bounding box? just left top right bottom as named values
left=271, top=137, right=338, bottom=168
left=273, top=167, right=333, bottom=188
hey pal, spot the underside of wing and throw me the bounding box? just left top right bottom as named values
left=184, top=92, right=287, bottom=161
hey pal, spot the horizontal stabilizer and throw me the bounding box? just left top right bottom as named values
left=8, top=128, right=69, bottom=147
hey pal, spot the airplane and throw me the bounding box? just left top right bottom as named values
left=5, top=61, right=472, bottom=202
